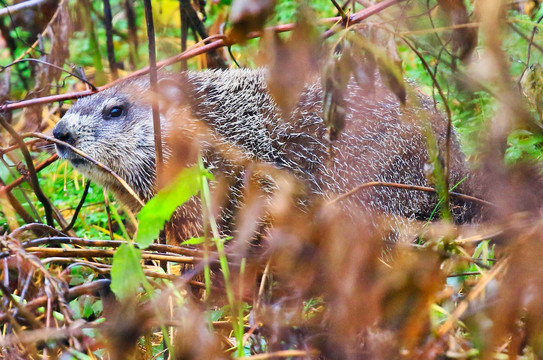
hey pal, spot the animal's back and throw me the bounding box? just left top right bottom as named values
left=177, top=68, right=478, bottom=224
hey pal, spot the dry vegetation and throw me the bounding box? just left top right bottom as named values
left=1, top=0, right=543, bottom=359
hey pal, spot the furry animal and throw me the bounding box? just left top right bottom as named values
left=53, top=68, right=481, bottom=240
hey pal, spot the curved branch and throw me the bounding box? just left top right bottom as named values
left=0, top=58, right=97, bottom=91
left=328, top=180, right=494, bottom=208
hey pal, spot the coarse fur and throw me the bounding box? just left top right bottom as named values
left=53, top=68, right=482, bottom=241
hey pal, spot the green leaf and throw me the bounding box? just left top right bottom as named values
left=64, top=349, right=93, bottom=360
left=110, top=243, right=146, bottom=300
left=92, top=300, right=103, bottom=315
left=82, top=296, right=94, bottom=318
left=209, top=309, right=223, bottom=322
left=181, top=237, right=205, bottom=245
left=135, top=166, right=211, bottom=249
left=70, top=299, right=81, bottom=320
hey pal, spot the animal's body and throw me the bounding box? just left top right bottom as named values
left=53, top=68, right=481, bottom=241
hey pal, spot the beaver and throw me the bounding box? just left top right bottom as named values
left=53, top=68, right=482, bottom=240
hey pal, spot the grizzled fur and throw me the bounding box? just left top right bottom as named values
left=54, top=77, right=158, bottom=210
left=54, top=68, right=481, bottom=240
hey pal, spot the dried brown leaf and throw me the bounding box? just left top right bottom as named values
left=262, top=7, right=321, bottom=118
left=437, top=0, right=478, bottom=61
left=229, top=0, right=276, bottom=43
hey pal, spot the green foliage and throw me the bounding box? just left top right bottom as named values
left=400, top=16, right=543, bottom=163
left=39, top=158, right=128, bottom=239
left=110, top=243, right=146, bottom=299
left=506, top=130, right=543, bottom=164
left=135, top=166, right=211, bottom=248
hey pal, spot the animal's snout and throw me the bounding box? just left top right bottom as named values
left=53, top=121, right=75, bottom=146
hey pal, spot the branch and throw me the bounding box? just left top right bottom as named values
left=1, top=0, right=405, bottom=111
left=328, top=180, right=494, bottom=208
left=0, top=0, right=50, bottom=18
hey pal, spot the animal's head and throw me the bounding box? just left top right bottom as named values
left=53, top=77, right=158, bottom=205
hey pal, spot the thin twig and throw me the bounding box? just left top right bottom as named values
left=328, top=180, right=494, bottom=207
left=238, top=350, right=320, bottom=360
left=330, top=0, right=349, bottom=22
left=397, top=34, right=453, bottom=216
left=508, top=22, right=543, bottom=54
left=143, top=0, right=164, bottom=174
left=22, top=132, right=145, bottom=208
left=0, top=116, right=55, bottom=226
left=24, top=247, right=198, bottom=264
left=518, top=12, right=543, bottom=86
left=124, top=0, right=139, bottom=69
left=62, top=180, right=91, bottom=233
left=102, top=0, right=118, bottom=79
left=0, top=58, right=97, bottom=90
left=13, top=236, right=206, bottom=257
left=9, top=223, right=67, bottom=239
left=437, top=258, right=508, bottom=337
left=13, top=0, right=66, bottom=61
left=2, top=153, right=58, bottom=194
left=0, top=279, right=111, bottom=324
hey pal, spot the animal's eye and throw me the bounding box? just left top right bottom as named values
left=107, top=106, right=124, bottom=118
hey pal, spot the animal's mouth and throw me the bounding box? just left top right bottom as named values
left=55, top=144, right=89, bottom=167
left=70, top=158, right=89, bottom=166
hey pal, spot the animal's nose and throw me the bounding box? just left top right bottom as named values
left=53, top=121, right=75, bottom=145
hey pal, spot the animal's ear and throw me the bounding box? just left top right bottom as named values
left=156, top=78, right=186, bottom=112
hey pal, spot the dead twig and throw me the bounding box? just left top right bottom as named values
left=24, top=247, right=198, bottom=264
left=0, top=279, right=111, bottom=324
